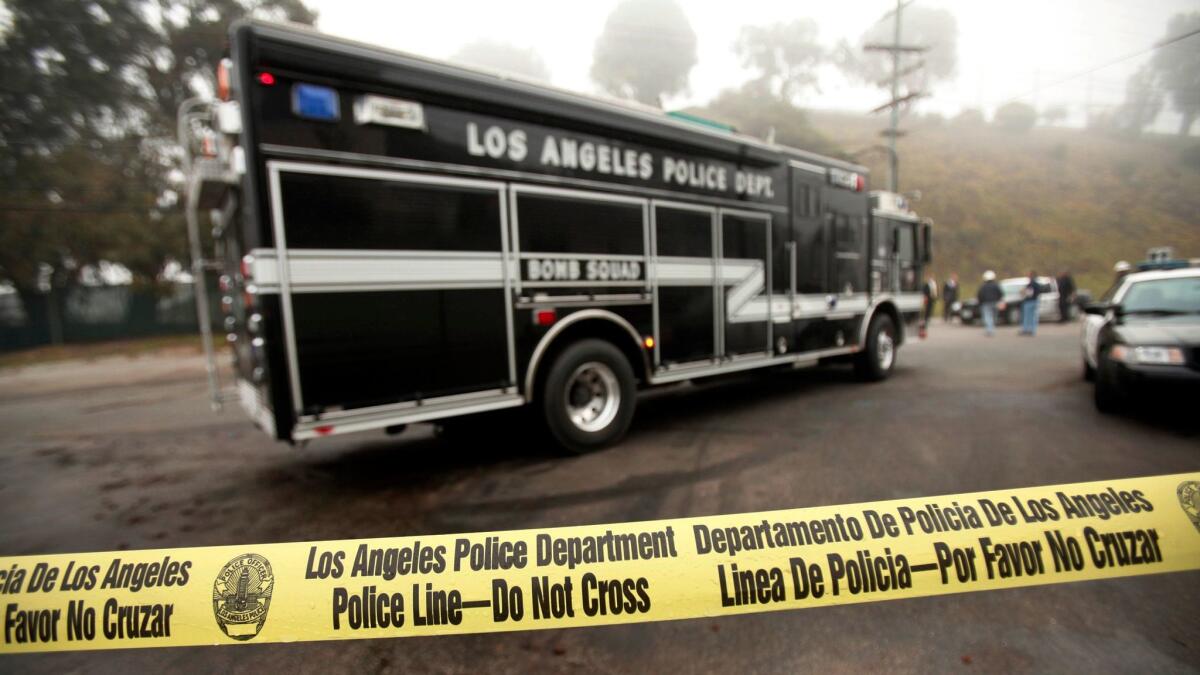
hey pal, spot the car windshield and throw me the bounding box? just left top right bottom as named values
left=1120, top=276, right=1200, bottom=314
left=1099, top=279, right=1124, bottom=303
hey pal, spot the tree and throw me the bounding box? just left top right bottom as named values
left=145, top=0, right=317, bottom=141
left=0, top=0, right=315, bottom=341
left=734, top=19, right=825, bottom=105
left=840, top=6, right=958, bottom=96
left=451, top=40, right=550, bottom=81
left=993, top=102, right=1037, bottom=132
left=1113, top=64, right=1163, bottom=135
left=591, top=0, right=696, bottom=106
left=1150, top=12, right=1200, bottom=136
left=951, top=108, right=986, bottom=127
left=694, top=81, right=839, bottom=156
left=1040, top=105, right=1069, bottom=127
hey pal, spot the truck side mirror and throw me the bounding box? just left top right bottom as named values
left=1083, top=302, right=1112, bottom=315
left=920, top=220, right=933, bottom=264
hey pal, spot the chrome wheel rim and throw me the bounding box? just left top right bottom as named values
left=877, top=329, right=895, bottom=371
left=565, top=361, right=620, bottom=433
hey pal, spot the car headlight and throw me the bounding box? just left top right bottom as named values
left=1110, top=345, right=1185, bottom=365
left=1133, top=346, right=1186, bottom=365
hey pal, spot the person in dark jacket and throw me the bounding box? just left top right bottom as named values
left=977, top=270, right=1002, bottom=336
left=942, top=273, right=959, bottom=322
left=1019, top=271, right=1042, bottom=336
left=1056, top=270, right=1076, bottom=322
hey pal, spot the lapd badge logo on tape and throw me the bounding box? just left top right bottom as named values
left=213, top=553, right=274, bottom=641
left=1179, top=481, right=1200, bottom=535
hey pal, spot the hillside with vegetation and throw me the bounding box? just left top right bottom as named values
left=808, top=111, right=1200, bottom=296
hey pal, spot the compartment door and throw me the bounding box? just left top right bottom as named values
left=719, top=209, right=771, bottom=358
left=268, top=162, right=514, bottom=417
left=652, top=202, right=718, bottom=367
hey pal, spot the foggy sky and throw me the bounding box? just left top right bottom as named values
left=296, top=0, right=1193, bottom=132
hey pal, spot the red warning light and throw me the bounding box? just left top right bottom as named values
left=535, top=309, right=557, bottom=326
left=257, top=71, right=276, bottom=86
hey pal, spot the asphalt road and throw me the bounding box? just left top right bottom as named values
left=1, top=321, right=1198, bottom=673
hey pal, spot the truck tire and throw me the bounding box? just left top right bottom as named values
left=541, top=339, right=637, bottom=454
left=855, top=314, right=897, bottom=382
left=1006, top=306, right=1020, bottom=325
left=1082, top=359, right=1095, bottom=382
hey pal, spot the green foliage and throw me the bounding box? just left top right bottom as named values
left=0, top=0, right=315, bottom=299
left=450, top=40, right=550, bottom=81
left=1113, top=64, right=1163, bottom=135
left=951, top=108, right=985, bottom=127
left=1041, top=105, right=1069, bottom=126
left=1150, top=12, right=1200, bottom=135
left=840, top=6, right=957, bottom=92
left=591, top=0, right=696, bottom=106
left=734, top=19, right=825, bottom=105
left=993, top=102, right=1037, bottom=133
left=689, top=82, right=839, bottom=157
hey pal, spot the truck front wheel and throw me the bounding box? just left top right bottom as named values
left=855, top=314, right=897, bottom=382
left=541, top=339, right=637, bottom=454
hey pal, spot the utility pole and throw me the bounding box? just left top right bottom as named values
left=864, top=0, right=927, bottom=193
left=888, top=0, right=901, bottom=192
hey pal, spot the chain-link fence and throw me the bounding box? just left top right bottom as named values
left=0, top=280, right=221, bottom=353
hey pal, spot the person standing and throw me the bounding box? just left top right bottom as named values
left=942, top=273, right=959, bottom=322
left=978, top=271, right=1002, bottom=337
left=1056, top=269, right=1076, bottom=322
left=1019, top=271, right=1042, bottom=336
left=1113, top=260, right=1132, bottom=285
left=922, top=274, right=938, bottom=327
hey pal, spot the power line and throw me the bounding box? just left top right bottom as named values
left=995, top=26, right=1200, bottom=107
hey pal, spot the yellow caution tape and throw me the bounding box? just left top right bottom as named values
left=2, top=472, right=1199, bottom=653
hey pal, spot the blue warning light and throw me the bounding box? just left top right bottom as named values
left=291, top=83, right=340, bottom=122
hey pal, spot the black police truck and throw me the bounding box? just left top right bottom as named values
left=183, top=21, right=931, bottom=452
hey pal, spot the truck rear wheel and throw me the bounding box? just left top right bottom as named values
left=541, top=339, right=636, bottom=454
left=855, top=314, right=897, bottom=382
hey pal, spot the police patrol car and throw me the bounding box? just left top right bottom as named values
left=1084, top=266, right=1200, bottom=412
left=183, top=21, right=931, bottom=453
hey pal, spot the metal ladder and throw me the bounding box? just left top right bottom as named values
left=180, top=98, right=239, bottom=412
